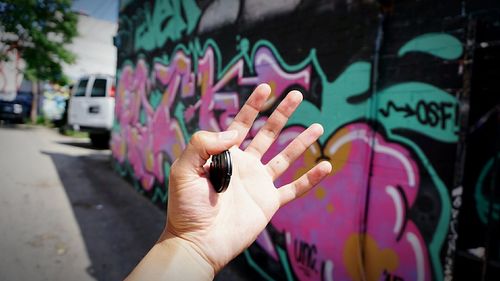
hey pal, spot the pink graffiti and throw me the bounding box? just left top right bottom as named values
left=257, top=123, right=430, bottom=281
left=112, top=45, right=311, bottom=190
left=196, top=46, right=311, bottom=132
left=114, top=58, right=188, bottom=190
left=112, top=43, right=432, bottom=280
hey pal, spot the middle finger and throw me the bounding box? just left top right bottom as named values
left=227, top=83, right=271, bottom=146
left=245, top=90, right=303, bottom=158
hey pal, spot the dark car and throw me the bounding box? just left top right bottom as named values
left=0, top=91, right=33, bottom=123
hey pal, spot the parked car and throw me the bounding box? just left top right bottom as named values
left=0, top=91, right=33, bottom=123
left=68, top=74, right=115, bottom=147
left=53, top=84, right=73, bottom=132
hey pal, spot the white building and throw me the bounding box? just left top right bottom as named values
left=63, top=13, right=117, bottom=82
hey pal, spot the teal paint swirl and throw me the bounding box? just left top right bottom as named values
left=398, top=33, right=463, bottom=60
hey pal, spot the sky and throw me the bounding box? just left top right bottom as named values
left=72, top=0, right=118, bottom=23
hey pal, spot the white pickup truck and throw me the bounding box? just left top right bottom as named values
left=68, top=74, right=115, bottom=147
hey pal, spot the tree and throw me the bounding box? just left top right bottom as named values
left=0, top=0, right=78, bottom=122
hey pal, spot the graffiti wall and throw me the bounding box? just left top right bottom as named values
left=453, top=12, right=500, bottom=280
left=112, top=0, right=500, bottom=280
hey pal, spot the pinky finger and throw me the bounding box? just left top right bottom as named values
left=278, top=161, right=332, bottom=207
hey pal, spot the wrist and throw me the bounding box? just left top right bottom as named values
left=157, top=234, right=215, bottom=280
left=126, top=234, right=215, bottom=281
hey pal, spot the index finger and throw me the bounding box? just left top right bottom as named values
left=227, top=83, right=271, bottom=145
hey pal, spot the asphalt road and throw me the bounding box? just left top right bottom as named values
left=0, top=124, right=257, bottom=281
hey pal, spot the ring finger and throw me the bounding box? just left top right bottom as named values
left=266, top=123, right=324, bottom=180
left=245, top=90, right=303, bottom=158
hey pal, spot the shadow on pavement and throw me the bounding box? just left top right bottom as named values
left=0, top=123, right=35, bottom=130
left=56, top=141, right=108, bottom=151
left=42, top=151, right=165, bottom=281
left=42, top=149, right=263, bottom=281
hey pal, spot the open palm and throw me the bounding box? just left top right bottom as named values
left=162, top=84, right=332, bottom=273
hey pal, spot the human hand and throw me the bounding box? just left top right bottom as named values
left=160, top=84, right=332, bottom=275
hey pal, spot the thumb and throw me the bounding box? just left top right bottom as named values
left=177, top=130, right=239, bottom=170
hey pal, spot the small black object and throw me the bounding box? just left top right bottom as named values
left=209, top=150, right=232, bottom=193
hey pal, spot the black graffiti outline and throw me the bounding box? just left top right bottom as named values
left=396, top=184, right=410, bottom=242
left=379, top=100, right=457, bottom=130
left=294, top=238, right=319, bottom=276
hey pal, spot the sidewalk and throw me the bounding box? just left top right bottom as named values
left=0, top=125, right=164, bottom=280
left=0, top=124, right=257, bottom=281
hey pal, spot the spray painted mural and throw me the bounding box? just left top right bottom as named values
left=113, top=1, right=500, bottom=280
left=453, top=14, right=500, bottom=280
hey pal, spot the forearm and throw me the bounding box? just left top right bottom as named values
left=125, top=236, right=215, bottom=281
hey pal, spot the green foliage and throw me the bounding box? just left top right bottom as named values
left=0, top=0, right=78, bottom=85
left=62, top=129, right=88, bottom=139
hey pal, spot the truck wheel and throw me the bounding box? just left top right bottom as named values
left=89, top=133, right=110, bottom=148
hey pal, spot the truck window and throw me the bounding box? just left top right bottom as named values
left=91, top=78, right=107, bottom=97
left=74, top=79, right=88, bottom=97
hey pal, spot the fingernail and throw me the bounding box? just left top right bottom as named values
left=218, top=130, right=238, bottom=141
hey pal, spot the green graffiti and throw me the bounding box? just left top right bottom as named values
left=475, top=154, right=500, bottom=224
left=112, top=119, right=121, bottom=133
left=139, top=108, right=147, bottom=125
left=120, top=0, right=133, bottom=10
left=277, top=246, right=295, bottom=281
left=113, top=158, right=127, bottom=177
left=398, top=33, right=463, bottom=60
left=174, top=102, right=191, bottom=142
left=290, top=68, right=459, bottom=143
left=244, top=250, right=276, bottom=281
left=152, top=161, right=170, bottom=204
left=134, top=0, right=201, bottom=51
left=289, top=62, right=372, bottom=143
left=375, top=82, right=460, bottom=281
left=284, top=33, right=461, bottom=280
left=133, top=179, right=144, bottom=194
left=151, top=163, right=171, bottom=204
left=377, top=82, right=459, bottom=143
left=389, top=135, right=449, bottom=281
left=149, top=90, right=163, bottom=109
left=118, top=32, right=464, bottom=281
left=152, top=186, right=167, bottom=204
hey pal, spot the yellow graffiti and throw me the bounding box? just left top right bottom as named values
left=343, top=234, right=399, bottom=281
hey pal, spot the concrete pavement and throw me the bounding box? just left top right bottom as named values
left=0, top=124, right=165, bottom=280
left=0, top=124, right=95, bottom=280
left=0, top=124, right=258, bottom=281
